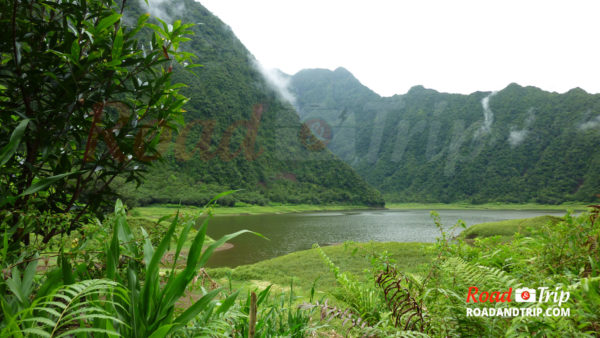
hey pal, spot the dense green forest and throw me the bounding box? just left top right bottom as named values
left=117, top=0, right=383, bottom=207
left=290, top=68, right=600, bottom=204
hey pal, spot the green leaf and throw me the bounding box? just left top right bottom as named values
left=19, top=328, right=50, bottom=337
left=146, top=23, right=166, bottom=37
left=112, top=27, right=124, bottom=60
left=173, top=288, right=220, bottom=325
left=5, top=278, right=25, bottom=305
left=70, top=40, right=80, bottom=64
left=0, top=118, right=29, bottom=167
left=147, top=324, right=175, bottom=338
left=198, top=230, right=261, bottom=268
left=141, top=212, right=179, bottom=318
left=256, top=285, right=272, bottom=307
left=205, top=190, right=237, bottom=208
left=95, top=13, right=121, bottom=33
left=114, top=200, right=137, bottom=255
left=214, top=290, right=239, bottom=316
left=22, top=258, right=38, bottom=296
left=19, top=171, right=82, bottom=197
left=127, top=13, right=150, bottom=37
left=172, top=218, right=194, bottom=269
left=55, top=327, right=120, bottom=338
left=13, top=280, right=123, bottom=338
left=1, top=230, right=8, bottom=264
left=61, top=255, right=75, bottom=285
left=36, top=269, right=63, bottom=298
left=106, top=216, right=120, bottom=280
left=140, top=227, right=154, bottom=267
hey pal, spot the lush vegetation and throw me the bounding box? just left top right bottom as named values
left=2, top=0, right=598, bottom=337
left=209, top=242, right=433, bottom=295
left=202, top=209, right=600, bottom=336
left=116, top=0, right=384, bottom=208
left=0, top=0, right=380, bottom=336
left=0, top=196, right=259, bottom=337
left=291, top=69, right=600, bottom=204
left=0, top=0, right=197, bottom=251
left=458, top=215, right=562, bottom=240
left=3, top=191, right=599, bottom=336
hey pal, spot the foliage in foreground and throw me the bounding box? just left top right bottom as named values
left=310, top=208, right=600, bottom=336
left=0, top=196, right=257, bottom=337
left=2, top=202, right=599, bottom=336
left=0, top=0, right=196, bottom=256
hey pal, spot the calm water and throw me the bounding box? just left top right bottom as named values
left=205, top=209, right=566, bottom=267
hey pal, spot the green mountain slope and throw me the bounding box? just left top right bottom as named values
left=119, top=1, right=383, bottom=207
left=290, top=69, right=600, bottom=204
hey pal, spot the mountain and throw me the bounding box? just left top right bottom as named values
left=290, top=69, right=600, bottom=204
left=118, top=1, right=384, bottom=207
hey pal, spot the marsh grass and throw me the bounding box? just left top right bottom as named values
left=459, top=215, right=563, bottom=240
left=131, top=203, right=375, bottom=219
left=208, top=242, right=433, bottom=297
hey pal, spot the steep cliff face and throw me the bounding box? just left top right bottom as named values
left=120, top=0, right=384, bottom=207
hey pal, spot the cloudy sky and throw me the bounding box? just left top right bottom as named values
left=198, top=0, right=600, bottom=97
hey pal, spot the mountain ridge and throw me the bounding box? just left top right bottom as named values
left=289, top=67, right=600, bottom=204
left=118, top=0, right=384, bottom=207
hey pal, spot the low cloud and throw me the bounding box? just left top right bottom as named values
left=137, top=0, right=185, bottom=23
left=508, top=108, right=535, bottom=147
left=251, top=58, right=297, bottom=107
left=579, top=115, right=600, bottom=130
left=508, top=129, right=528, bottom=147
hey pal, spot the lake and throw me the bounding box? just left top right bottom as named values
left=205, top=209, right=566, bottom=267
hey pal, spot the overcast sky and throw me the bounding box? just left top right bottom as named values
left=198, top=0, right=600, bottom=97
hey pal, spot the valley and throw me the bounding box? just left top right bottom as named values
left=1, top=0, right=599, bottom=336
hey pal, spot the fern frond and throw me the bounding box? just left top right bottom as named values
left=375, top=266, right=429, bottom=332
left=443, top=257, right=521, bottom=290
left=300, top=299, right=371, bottom=330
left=3, top=279, right=129, bottom=338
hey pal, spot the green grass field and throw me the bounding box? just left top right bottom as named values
left=386, top=202, right=589, bottom=211
left=207, top=242, right=433, bottom=296
left=459, top=215, right=563, bottom=240
left=131, top=202, right=589, bottom=223
left=130, top=203, right=373, bottom=220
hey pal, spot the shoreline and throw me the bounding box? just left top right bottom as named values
left=385, top=202, right=590, bottom=211
left=131, top=204, right=381, bottom=219
left=132, top=202, right=590, bottom=220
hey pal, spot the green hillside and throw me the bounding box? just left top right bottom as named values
left=118, top=1, right=383, bottom=207
left=291, top=69, right=600, bottom=204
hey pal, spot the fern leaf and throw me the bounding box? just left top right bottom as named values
left=5, top=279, right=129, bottom=338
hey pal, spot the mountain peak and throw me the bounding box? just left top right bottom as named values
left=567, top=87, right=588, bottom=95
left=334, top=67, right=352, bottom=75
left=406, top=85, right=439, bottom=96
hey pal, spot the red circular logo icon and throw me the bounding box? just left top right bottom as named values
left=304, top=118, right=332, bottom=144
left=521, top=291, right=530, bottom=300
left=299, top=118, right=333, bottom=151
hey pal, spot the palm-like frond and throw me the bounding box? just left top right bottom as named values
left=3, top=279, right=129, bottom=338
